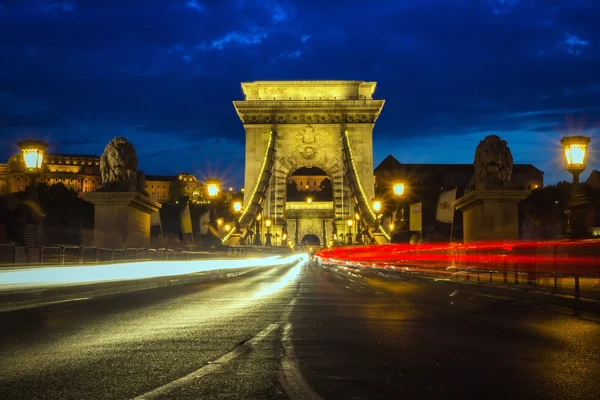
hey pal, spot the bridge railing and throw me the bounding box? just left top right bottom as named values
left=0, top=245, right=213, bottom=267
left=316, top=240, right=600, bottom=298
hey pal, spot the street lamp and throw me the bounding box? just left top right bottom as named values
left=206, top=178, right=220, bottom=198
left=561, top=135, right=592, bottom=237
left=233, top=201, right=242, bottom=213
left=18, top=140, right=47, bottom=185
left=373, top=200, right=381, bottom=213
left=347, top=219, right=353, bottom=245
left=265, top=218, right=272, bottom=246
left=561, top=136, right=590, bottom=194
left=306, top=197, right=313, bottom=204
left=393, top=182, right=405, bottom=197
left=392, top=181, right=407, bottom=232
left=253, top=213, right=262, bottom=245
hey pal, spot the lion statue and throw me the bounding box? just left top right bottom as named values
left=466, top=135, right=513, bottom=192
left=99, top=137, right=142, bottom=193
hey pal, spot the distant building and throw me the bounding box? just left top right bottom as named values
left=145, top=175, right=174, bottom=202
left=287, top=167, right=329, bottom=192
left=374, top=154, right=543, bottom=197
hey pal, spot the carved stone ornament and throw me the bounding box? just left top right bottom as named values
left=467, top=134, right=514, bottom=192
left=297, top=125, right=322, bottom=160
left=98, top=136, right=147, bottom=195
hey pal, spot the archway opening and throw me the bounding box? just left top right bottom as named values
left=301, top=234, right=320, bottom=246
left=286, top=167, right=332, bottom=202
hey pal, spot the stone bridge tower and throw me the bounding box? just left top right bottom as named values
left=231, top=81, right=385, bottom=246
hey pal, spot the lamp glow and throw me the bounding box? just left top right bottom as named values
left=233, top=201, right=242, bottom=213
left=265, top=219, right=272, bottom=228
left=393, top=182, right=405, bottom=197
left=306, top=197, right=312, bottom=204
left=373, top=200, right=381, bottom=212
left=347, top=219, right=353, bottom=227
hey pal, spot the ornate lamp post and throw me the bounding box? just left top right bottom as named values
left=346, top=219, right=353, bottom=245
left=18, top=140, right=47, bottom=262
left=561, top=135, right=591, bottom=237
left=561, top=136, right=590, bottom=194
left=265, top=218, right=272, bottom=246
left=373, top=200, right=382, bottom=223
left=232, top=200, right=242, bottom=231
left=392, top=181, right=406, bottom=234
left=253, top=213, right=262, bottom=245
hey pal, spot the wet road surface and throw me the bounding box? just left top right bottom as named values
left=1, top=261, right=600, bottom=399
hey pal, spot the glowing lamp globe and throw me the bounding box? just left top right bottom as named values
left=18, top=140, right=47, bottom=171
left=347, top=219, right=353, bottom=227
left=265, top=219, right=272, bottom=228
left=373, top=200, right=382, bottom=212
left=206, top=178, right=220, bottom=197
left=393, top=182, right=405, bottom=197
left=561, top=136, right=590, bottom=170
left=233, top=201, right=242, bottom=213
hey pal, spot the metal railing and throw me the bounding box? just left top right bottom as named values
left=318, top=240, right=600, bottom=299
left=0, top=244, right=212, bottom=267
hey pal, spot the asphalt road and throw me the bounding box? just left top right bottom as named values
left=1, top=261, right=600, bottom=400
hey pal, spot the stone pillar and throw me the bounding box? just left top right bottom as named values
left=452, top=190, right=530, bottom=243
left=82, top=192, right=161, bottom=249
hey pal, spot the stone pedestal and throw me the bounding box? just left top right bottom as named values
left=452, top=190, right=530, bottom=243
left=81, top=192, right=161, bottom=249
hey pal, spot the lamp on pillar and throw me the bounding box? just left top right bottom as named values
left=253, top=213, right=262, bottom=245
left=561, top=135, right=592, bottom=237
left=265, top=218, right=272, bottom=246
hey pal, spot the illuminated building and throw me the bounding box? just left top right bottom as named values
left=286, top=167, right=328, bottom=192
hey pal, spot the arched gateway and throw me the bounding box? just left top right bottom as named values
left=223, top=81, right=390, bottom=246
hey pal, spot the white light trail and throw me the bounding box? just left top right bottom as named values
left=0, top=254, right=307, bottom=291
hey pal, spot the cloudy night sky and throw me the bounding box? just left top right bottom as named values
left=1, top=0, right=599, bottom=188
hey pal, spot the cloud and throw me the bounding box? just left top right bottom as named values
left=209, top=31, right=269, bottom=50
left=560, top=33, right=590, bottom=55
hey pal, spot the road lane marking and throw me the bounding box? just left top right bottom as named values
left=132, top=323, right=280, bottom=400
left=279, top=297, right=297, bottom=322
left=280, top=322, right=323, bottom=400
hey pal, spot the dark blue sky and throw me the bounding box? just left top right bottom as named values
left=1, top=0, right=599, bottom=188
